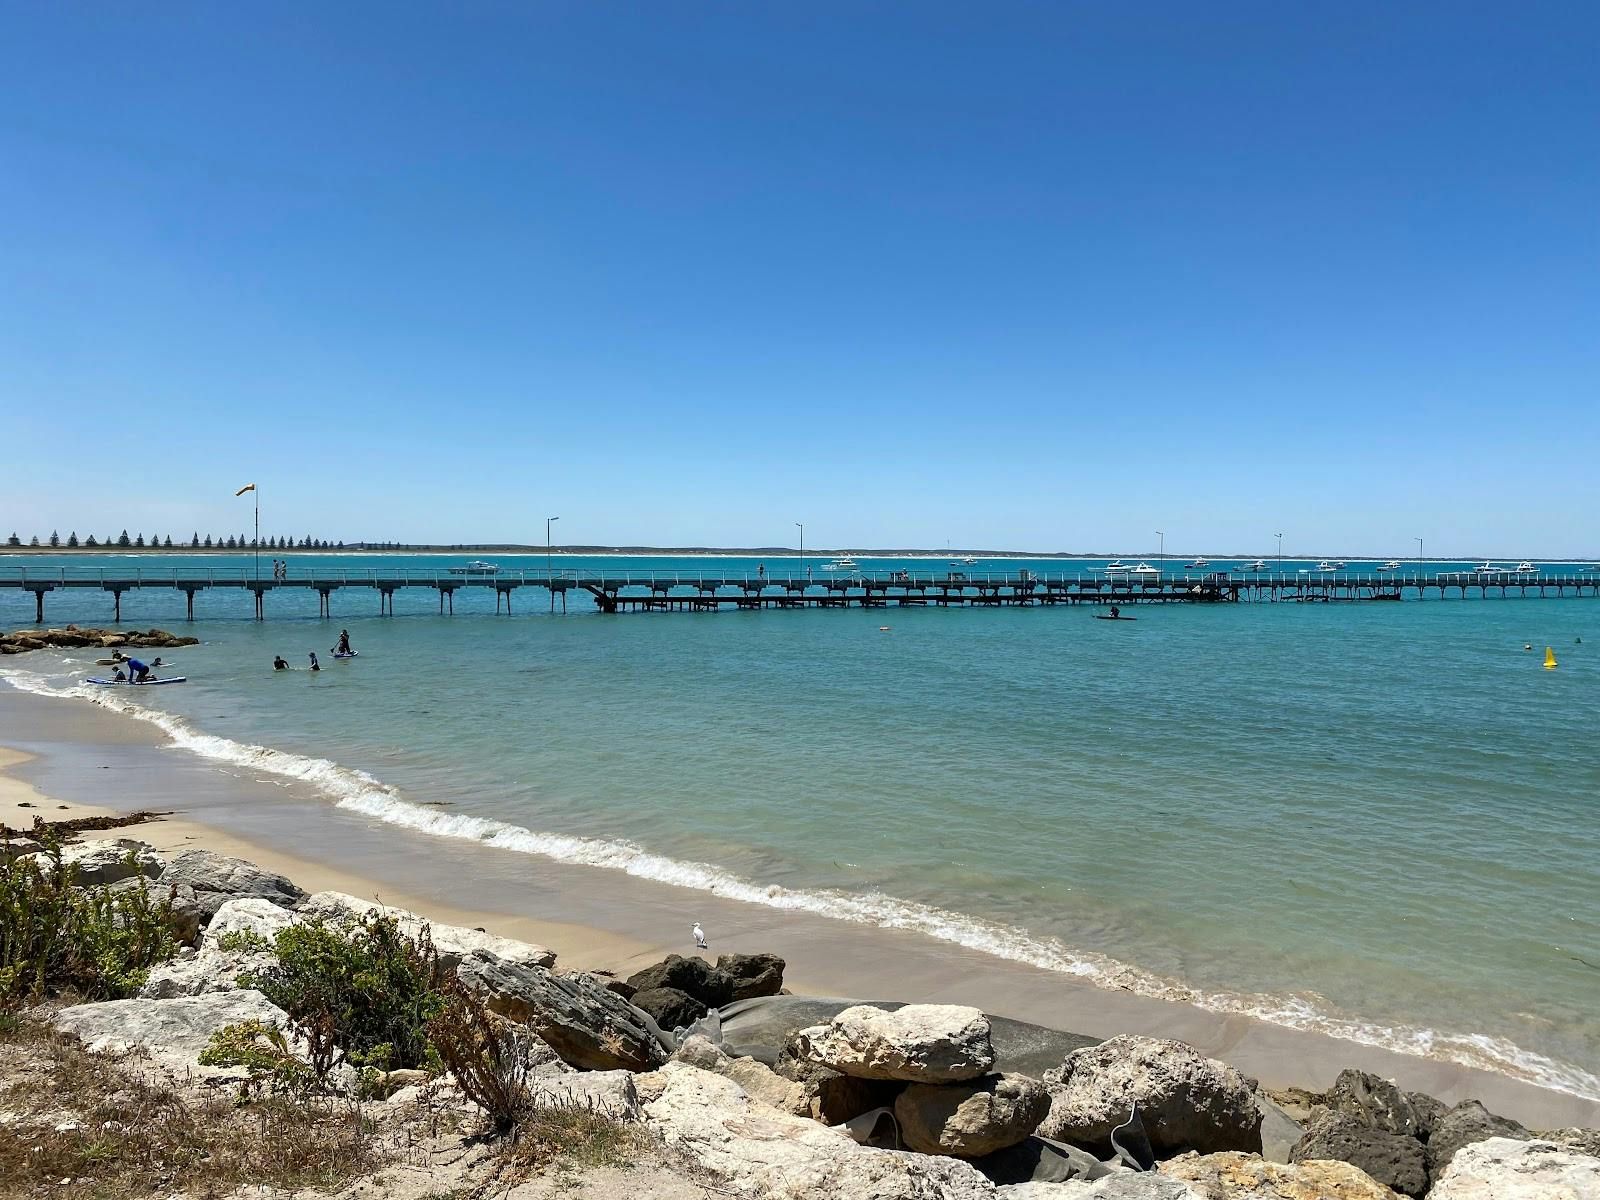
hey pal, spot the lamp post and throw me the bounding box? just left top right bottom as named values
left=1156, top=530, right=1164, bottom=576
left=796, top=522, right=804, bottom=588
left=1276, top=531, right=1284, bottom=576
left=1415, top=536, right=1423, bottom=584
left=547, top=516, right=559, bottom=610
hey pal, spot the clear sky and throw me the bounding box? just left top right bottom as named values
left=2, top=3, right=1596, bottom=555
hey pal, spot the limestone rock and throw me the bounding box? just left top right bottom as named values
left=1538, top=1127, right=1600, bottom=1158
left=162, top=849, right=307, bottom=920
left=1428, top=1136, right=1600, bottom=1199
left=60, top=838, right=164, bottom=886
left=1160, top=1150, right=1401, bottom=1198
left=527, top=1070, right=642, bottom=1121
left=1291, top=1112, right=1426, bottom=1198
left=52, top=990, right=291, bottom=1064
left=632, top=986, right=707, bottom=1033
left=795, top=1003, right=997, bottom=1083
left=1426, top=1100, right=1529, bottom=1176
left=1, top=835, right=44, bottom=858
left=1321, top=1070, right=1430, bottom=1140
left=1039, top=1037, right=1262, bottom=1157
left=625, top=954, right=736, bottom=1008
left=455, top=950, right=666, bottom=1072
left=1000, top=1179, right=1203, bottom=1198
left=717, top=952, right=786, bottom=1000
left=642, top=1060, right=997, bottom=1199
left=896, top=1073, right=1052, bottom=1158
left=137, top=946, right=274, bottom=999
left=673, top=1034, right=808, bottom=1114
left=776, top=1035, right=904, bottom=1124
left=300, top=891, right=555, bottom=969
left=202, top=895, right=301, bottom=947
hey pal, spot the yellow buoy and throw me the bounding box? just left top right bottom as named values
left=1544, top=646, right=1558, bottom=669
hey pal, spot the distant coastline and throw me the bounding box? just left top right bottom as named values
left=2, top=545, right=1595, bottom=564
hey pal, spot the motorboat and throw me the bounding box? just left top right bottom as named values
left=1099, top=560, right=1130, bottom=572
left=1185, top=557, right=1210, bottom=569
left=1331, top=560, right=1348, bottom=569
left=1514, top=561, right=1538, bottom=573
left=449, top=560, right=500, bottom=575
left=1128, top=562, right=1161, bottom=576
left=1302, top=561, right=1340, bottom=573
left=823, top=557, right=859, bottom=571
left=1240, top=559, right=1270, bottom=572
left=1474, top=561, right=1507, bottom=575
left=1375, top=560, right=1402, bottom=572
left=962, top=555, right=978, bottom=565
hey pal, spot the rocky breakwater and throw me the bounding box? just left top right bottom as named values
left=0, top=624, right=200, bottom=654
left=19, top=835, right=1600, bottom=1200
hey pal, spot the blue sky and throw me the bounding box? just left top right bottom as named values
left=2, top=3, right=1596, bottom=555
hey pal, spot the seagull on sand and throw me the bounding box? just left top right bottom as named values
left=692, top=922, right=708, bottom=949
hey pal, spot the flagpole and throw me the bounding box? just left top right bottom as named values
left=254, top=488, right=260, bottom=583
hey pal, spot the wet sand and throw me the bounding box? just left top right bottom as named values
left=2, top=682, right=1595, bottom=1129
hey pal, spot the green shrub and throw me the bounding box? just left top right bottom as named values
left=198, top=1019, right=314, bottom=1096
left=0, top=835, right=178, bottom=1005
left=251, top=912, right=444, bottom=1078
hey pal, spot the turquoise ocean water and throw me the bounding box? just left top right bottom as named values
left=3, top=552, right=1597, bottom=1096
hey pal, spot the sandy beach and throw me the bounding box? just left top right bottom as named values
left=3, top=680, right=1596, bottom=1131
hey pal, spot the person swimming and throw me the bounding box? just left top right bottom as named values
left=308, top=652, right=320, bottom=672
left=334, top=630, right=352, bottom=655
left=274, top=655, right=289, bottom=670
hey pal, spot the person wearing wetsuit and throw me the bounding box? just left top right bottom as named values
left=127, top=657, right=153, bottom=683
left=335, top=630, right=352, bottom=655
left=308, top=652, right=320, bottom=672
left=274, top=656, right=289, bottom=670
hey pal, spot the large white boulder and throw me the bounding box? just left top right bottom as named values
left=999, top=1179, right=1204, bottom=1198
left=202, top=896, right=302, bottom=947
left=641, top=1061, right=998, bottom=1199
left=138, top=946, right=275, bottom=999
left=794, top=1004, right=997, bottom=1084
left=301, top=891, right=555, bottom=969
left=52, top=990, right=291, bottom=1065
left=1039, top=1037, right=1262, bottom=1157
left=1428, top=1136, right=1600, bottom=1199
left=60, top=838, right=165, bottom=886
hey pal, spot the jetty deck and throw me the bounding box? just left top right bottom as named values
left=4, top=566, right=1599, bottom=621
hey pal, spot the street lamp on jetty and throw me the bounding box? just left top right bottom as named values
left=547, top=516, right=560, bottom=610
left=1276, top=531, right=1284, bottom=575
left=796, top=522, right=804, bottom=585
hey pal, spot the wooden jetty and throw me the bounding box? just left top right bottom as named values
left=4, top=566, right=1599, bottom=622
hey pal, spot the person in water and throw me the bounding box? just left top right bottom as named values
left=308, top=652, right=320, bottom=672
left=274, top=655, right=289, bottom=670
left=335, top=630, right=352, bottom=655
left=112, top=667, right=127, bottom=681
left=126, top=656, right=154, bottom=683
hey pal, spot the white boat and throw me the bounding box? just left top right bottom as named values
left=449, top=560, right=500, bottom=575
left=963, top=555, right=978, bottom=565
left=822, top=557, right=859, bottom=571
left=1375, top=560, right=1402, bottom=572
left=1128, top=562, right=1161, bottom=576
left=1514, top=561, right=1538, bottom=573
left=1474, top=561, right=1506, bottom=575
left=1240, top=559, right=1269, bottom=572
left=1100, top=560, right=1129, bottom=572
left=1301, top=561, right=1340, bottom=574
left=1331, top=560, right=1347, bottom=569
left=1184, top=557, right=1210, bottom=569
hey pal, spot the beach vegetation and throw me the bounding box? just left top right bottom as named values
left=0, top=835, right=178, bottom=1005
left=116, top=530, right=130, bottom=546
left=0, top=1017, right=380, bottom=1197
left=247, top=911, right=446, bottom=1079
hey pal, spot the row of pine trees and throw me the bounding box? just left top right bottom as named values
left=5, top=532, right=351, bottom=550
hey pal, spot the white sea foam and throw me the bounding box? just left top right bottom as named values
left=4, top=663, right=1598, bottom=1101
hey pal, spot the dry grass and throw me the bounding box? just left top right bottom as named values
left=497, top=1100, right=661, bottom=1175
left=0, top=1018, right=383, bottom=1199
